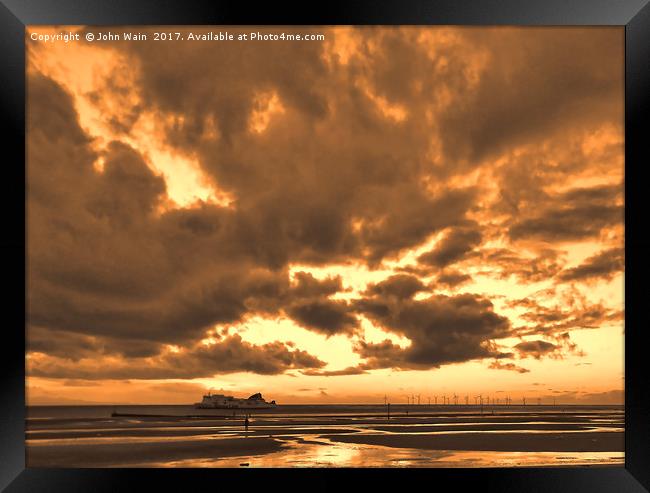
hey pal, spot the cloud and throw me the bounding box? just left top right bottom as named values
left=26, top=27, right=624, bottom=384
left=87, top=141, right=167, bottom=224
left=290, top=272, right=344, bottom=298
left=301, top=367, right=368, bottom=377
left=27, top=60, right=474, bottom=362
left=508, top=289, right=623, bottom=337
left=61, top=379, right=105, bottom=387
left=285, top=299, right=359, bottom=337
left=28, top=334, right=325, bottom=380
left=476, top=248, right=565, bottom=283
left=27, top=326, right=163, bottom=360
left=537, top=389, right=623, bottom=405
left=488, top=361, right=530, bottom=373
left=514, top=340, right=559, bottom=359
left=353, top=292, right=512, bottom=369
left=99, top=27, right=482, bottom=266
left=145, top=382, right=208, bottom=394
left=435, top=28, right=623, bottom=163
left=557, top=247, right=624, bottom=282
left=508, top=185, right=623, bottom=243
left=417, top=225, right=482, bottom=268
left=435, top=269, right=473, bottom=289
left=364, top=274, right=427, bottom=299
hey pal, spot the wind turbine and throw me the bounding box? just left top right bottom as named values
left=465, top=395, right=469, bottom=405
left=434, top=395, right=438, bottom=405
left=453, top=394, right=458, bottom=406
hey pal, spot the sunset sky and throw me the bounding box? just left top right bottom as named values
left=26, top=26, right=624, bottom=405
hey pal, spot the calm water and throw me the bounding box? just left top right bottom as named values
left=26, top=405, right=624, bottom=468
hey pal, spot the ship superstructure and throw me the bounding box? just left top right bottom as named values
left=194, top=392, right=277, bottom=409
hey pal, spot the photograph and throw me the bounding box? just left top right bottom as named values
left=25, top=25, right=625, bottom=469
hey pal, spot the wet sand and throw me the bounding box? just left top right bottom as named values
left=26, top=405, right=624, bottom=467
left=322, top=431, right=623, bottom=452
left=27, top=436, right=286, bottom=467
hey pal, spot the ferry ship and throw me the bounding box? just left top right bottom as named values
left=194, top=392, right=277, bottom=409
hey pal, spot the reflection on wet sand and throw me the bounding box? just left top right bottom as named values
left=132, top=439, right=624, bottom=468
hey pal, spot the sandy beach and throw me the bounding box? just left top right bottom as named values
left=26, top=405, right=624, bottom=468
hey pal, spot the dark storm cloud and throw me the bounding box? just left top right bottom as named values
left=26, top=73, right=352, bottom=368
left=285, top=299, right=359, bottom=337
left=28, top=327, right=107, bottom=361
left=364, top=274, right=426, bottom=299
left=557, top=248, right=624, bottom=282
left=26, top=60, right=478, bottom=370
left=353, top=292, right=512, bottom=369
left=29, top=334, right=325, bottom=380
left=356, top=187, right=478, bottom=265
left=417, top=225, right=482, bottom=268
left=290, top=272, right=344, bottom=299
left=93, top=27, right=481, bottom=265
left=436, top=28, right=623, bottom=163
left=86, top=68, right=145, bottom=135
left=489, top=133, right=624, bottom=232
left=508, top=185, right=623, bottom=242
left=87, top=141, right=166, bottom=224
left=509, top=204, right=622, bottom=242
left=435, top=270, right=472, bottom=289
left=342, top=27, right=622, bottom=174
left=281, top=272, right=360, bottom=336
left=120, top=27, right=330, bottom=145
left=354, top=340, right=407, bottom=370
left=514, top=340, right=559, bottom=359
left=27, top=26, right=624, bottom=380
left=28, top=326, right=162, bottom=360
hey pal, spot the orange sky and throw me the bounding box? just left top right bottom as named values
left=26, top=26, right=624, bottom=405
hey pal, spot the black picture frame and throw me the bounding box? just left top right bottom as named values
left=1, top=0, right=648, bottom=491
